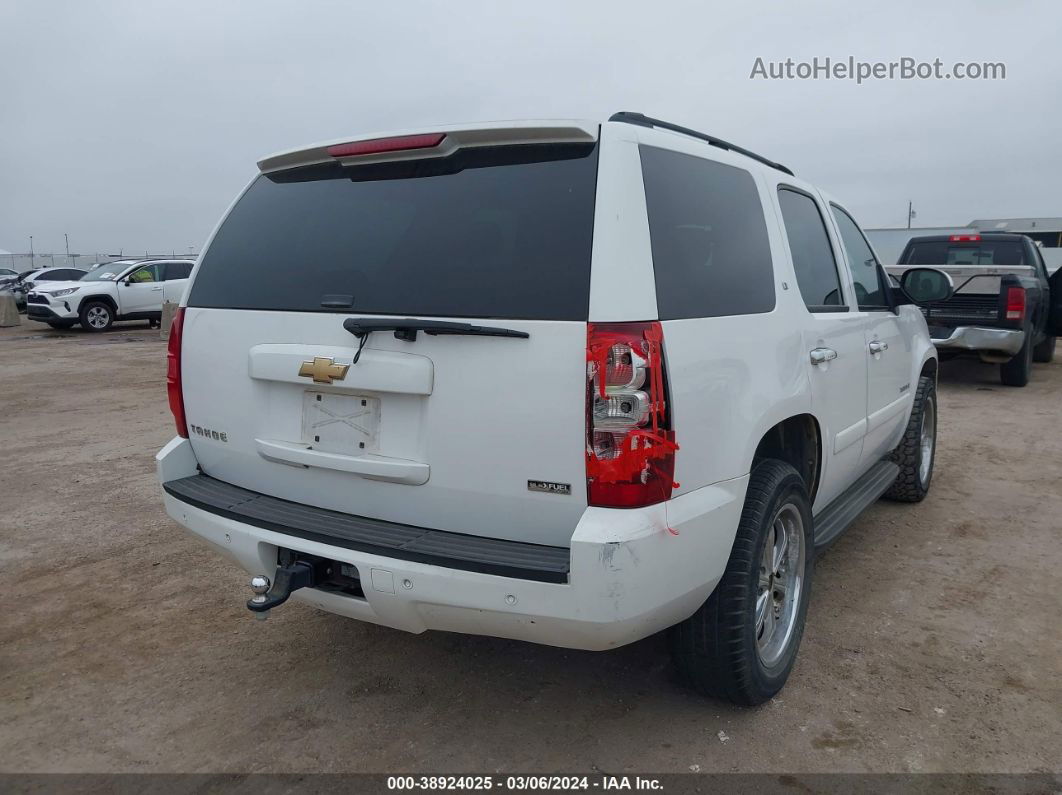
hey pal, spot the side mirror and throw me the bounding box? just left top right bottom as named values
left=899, top=267, right=953, bottom=305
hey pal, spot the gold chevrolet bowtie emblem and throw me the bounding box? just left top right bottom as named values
left=298, top=356, right=350, bottom=385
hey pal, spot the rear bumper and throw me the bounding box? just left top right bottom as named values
left=931, top=325, right=1024, bottom=356
left=157, top=437, right=746, bottom=651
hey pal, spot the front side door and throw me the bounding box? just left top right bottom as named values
left=776, top=186, right=868, bottom=510
left=830, top=205, right=910, bottom=464
left=118, top=263, right=164, bottom=315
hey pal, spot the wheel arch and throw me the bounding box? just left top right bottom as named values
left=919, top=355, right=938, bottom=384
left=79, top=294, right=118, bottom=313
left=750, top=413, right=823, bottom=504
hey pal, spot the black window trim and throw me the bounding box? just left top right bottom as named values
left=829, top=202, right=895, bottom=313
left=777, top=184, right=850, bottom=314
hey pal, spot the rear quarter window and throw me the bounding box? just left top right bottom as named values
left=639, top=145, right=775, bottom=320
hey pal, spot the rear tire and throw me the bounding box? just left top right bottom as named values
left=884, top=375, right=936, bottom=502
left=1000, top=325, right=1032, bottom=386
left=670, top=459, right=814, bottom=706
left=79, top=301, right=113, bottom=332
left=1032, top=333, right=1055, bottom=364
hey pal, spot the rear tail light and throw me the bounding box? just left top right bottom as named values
left=327, top=133, right=446, bottom=158
left=167, top=307, right=188, bottom=438
left=1005, top=287, right=1026, bottom=322
left=949, top=234, right=981, bottom=242
left=586, top=322, right=678, bottom=508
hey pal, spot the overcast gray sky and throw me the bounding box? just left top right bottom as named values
left=2, top=0, right=1059, bottom=258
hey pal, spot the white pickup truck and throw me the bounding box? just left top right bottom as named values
left=25, top=258, right=194, bottom=331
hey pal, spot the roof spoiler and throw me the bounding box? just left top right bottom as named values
left=257, top=121, right=599, bottom=174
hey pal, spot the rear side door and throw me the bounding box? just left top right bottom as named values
left=161, top=261, right=193, bottom=304
left=829, top=205, right=910, bottom=464
left=118, top=263, right=164, bottom=314
left=775, top=186, right=868, bottom=510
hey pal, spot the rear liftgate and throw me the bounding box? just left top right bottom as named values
left=243, top=318, right=530, bottom=619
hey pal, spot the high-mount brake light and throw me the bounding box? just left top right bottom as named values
left=327, top=133, right=446, bottom=158
left=167, top=307, right=188, bottom=438
left=1005, top=286, right=1026, bottom=322
left=949, top=234, right=981, bottom=242
left=586, top=322, right=678, bottom=508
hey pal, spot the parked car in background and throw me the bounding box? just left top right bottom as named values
left=25, top=259, right=194, bottom=331
left=158, top=114, right=953, bottom=705
left=20, top=267, right=87, bottom=292
left=8, top=267, right=87, bottom=312
left=888, top=233, right=1062, bottom=386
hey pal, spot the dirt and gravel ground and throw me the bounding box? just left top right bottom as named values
left=1, top=320, right=1059, bottom=775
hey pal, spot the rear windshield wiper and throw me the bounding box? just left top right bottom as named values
left=342, top=317, right=529, bottom=362
left=343, top=317, right=529, bottom=340
left=344, top=318, right=526, bottom=365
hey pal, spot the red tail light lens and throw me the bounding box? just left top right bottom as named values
left=167, top=307, right=188, bottom=438
left=949, top=234, right=981, bottom=242
left=586, top=322, right=678, bottom=508
left=327, top=133, right=446, bottom=158
left=1005, top=287, right=1026, bottom=322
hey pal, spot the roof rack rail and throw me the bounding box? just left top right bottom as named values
left=608, top=111, right=794, bottom=176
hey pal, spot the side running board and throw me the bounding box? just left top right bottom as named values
left=813, top=460, right=899, bottom=549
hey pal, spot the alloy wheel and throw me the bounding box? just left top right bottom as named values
left=755, top=502, right=805, bottom=666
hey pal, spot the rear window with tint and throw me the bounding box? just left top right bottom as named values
left=165, top=262, right=193, bottom=280
left=639, top=145, right=775, bottom=319
left=39, top=269, right=85, bottom=281
left=188, top=144, right=599, bottom=320
left=902, top=240, right=1026, bottom=266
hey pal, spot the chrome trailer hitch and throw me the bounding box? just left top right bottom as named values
left=246, top=560, right=317, bottom=620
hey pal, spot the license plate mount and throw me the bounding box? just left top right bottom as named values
left=302, top=391, right=381, bottom=455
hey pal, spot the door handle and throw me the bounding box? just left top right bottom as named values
left=868, top=340, right=888, bottom=354
left=151, top=286, right=163, bottom=291
left=809, top=347, right=838, bottom=365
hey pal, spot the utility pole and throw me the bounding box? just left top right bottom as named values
left=29, top=235, right=34, bottom=268
left=65, top=233, right=70, bottom=264
left=907, top=201, right=916, bottom=230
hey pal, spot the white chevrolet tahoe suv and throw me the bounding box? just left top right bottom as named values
left=26, top=258, right=194, bottom=331
left=157, top=114, right=953, bottom=704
